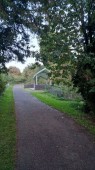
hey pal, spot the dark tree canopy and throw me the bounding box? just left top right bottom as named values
left=31, top=0, right=95, bottom=113
left=0, top=0, right=33, bottom=72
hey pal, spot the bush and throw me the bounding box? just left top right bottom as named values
left=0, top=75, right=6, bottom=95
left=45, top=84, right=82, bottom=100
left=73, top=54, right=95, bottom=114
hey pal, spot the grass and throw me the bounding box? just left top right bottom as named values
left=30, top=90, right=95, bottom=136
left=0, top=86, right=16, bottom=170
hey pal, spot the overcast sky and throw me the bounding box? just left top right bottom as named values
left=6, top=57, right=36, bottom=72
left=6, top=35, right=40, bottom=72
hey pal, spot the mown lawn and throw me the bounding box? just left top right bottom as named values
left=0, top=86, right=16, bottom=170
left=30, top=91, right=95, bottom=135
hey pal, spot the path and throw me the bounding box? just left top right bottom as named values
left=13, top=85, right=95, bottom=170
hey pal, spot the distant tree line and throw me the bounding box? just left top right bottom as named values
left=6, top=63, right=45, bottom=84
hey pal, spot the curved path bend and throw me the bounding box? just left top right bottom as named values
left=13, top=85, right=95, bottom=170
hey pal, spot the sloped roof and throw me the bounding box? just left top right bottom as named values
left=33, top=68, right=50, bottom=79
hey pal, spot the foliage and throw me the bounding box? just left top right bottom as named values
left=8, top=66, right=21, bottom=76
left=33, top=0, right=78, bottom=85
left=0, top=74, right=6, bottom=94
left=0, top=0, right=36, bottom=72
left=45, top=84, right=82, bottom=101
left=31, top=0, right=95, bottom=114
left=0, top=86, right=16, bottom=170
left=7, top=66, right=22, bottom=84
left=73, top=54, right=95, bottom=113
left=22, top=63, right=45, bottom=84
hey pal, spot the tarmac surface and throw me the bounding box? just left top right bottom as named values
left=13, top=85, right=95, bottom=170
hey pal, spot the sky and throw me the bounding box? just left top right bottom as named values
left=6, top=35, right=40, bottom=72
left=6, top=57, right=36, bottom=72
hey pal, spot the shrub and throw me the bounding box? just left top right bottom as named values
left=0, top=75, right=6, bottom=95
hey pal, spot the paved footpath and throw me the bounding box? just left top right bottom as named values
left=13, top=85, right=95, bottom=170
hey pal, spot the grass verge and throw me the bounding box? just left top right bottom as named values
left=0, top=86, right=16, bottom=170
left=30, top=91, right=95, bottom=135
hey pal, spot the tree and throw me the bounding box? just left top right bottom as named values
left=7, top=66, right=22, bottom=84
left=31, top=0, right=95, bottom=114
left=8, top=66, right=21, bottom=76
left=0, top=0, right=36, bottom=72
left=0, top=0, right=50, bottom=72
left=33, top=0, right=78, bottom=85
left=22, top=63, right=44, bottom=83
